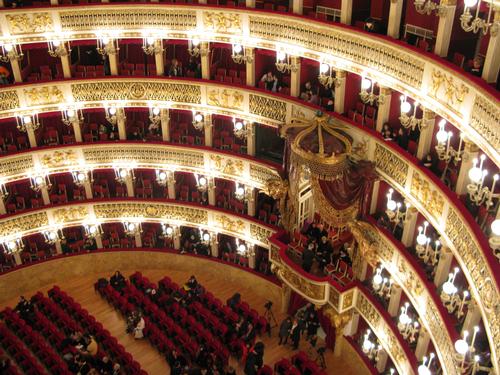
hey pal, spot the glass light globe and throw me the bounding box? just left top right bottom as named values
left=23, top=116, right=32, bottom=124
left=400, top=101, right=412, bottom=114
left=468, top=166, right=483, bottom=183
left=203, top=233, right=210, bottom=242
left=49, top=232, right=57, bottom=240
left=442, top=281, right=457, bottom=295
left=373, top=273, right=383, bottom=285
left=362, top=339, right=373, bottom=352
left=454, top=339, right=469, bottom=355
left=491, top=219, right=500, bottom=236
left=119, top=169, right=127, bottom=178
left=199, top=177, right=207, bottom=186
left=192, top=39, right=200, bottom=46
left=89, top=226, right=97, bottom=234
left=399, top=312, right=411, bottom=325
left=237, top=244, right=247, bottom=254
left=277, top=51, right=286, bottom=61
left=128, top=223, right=136, bottom=231
left=67, top=109, right=75, bottom=118
left=52, top=40, right=61, bottom=47
left=35, top=176, right=43, bottom=185
left=146, top=36, right=155, bottom=45
left=108, top=107, right=117, bottom=116
left=7, top=241, right=16, bottom=250
left=194, top=113, right=203, bottom=123
left=4, top=44, right=13, bottom=52
left=436, top=128, right=448, bottom=144
left=166, top=226, right=173, bottom=235
left=464, top=0, right=477, bottom=7
left=152, top=107, right=160, bottom=116
left=361, top=78, right=372, bottom=90
left=233, top=44, right=243, bottom=54
left=387, top=199, right=397, bottom=211
left=158, top=171, right=167, bottom=181
left=236, top=187, right=245, bottom=196
left=102, top=37, right=110, bottom=45
left=417, top=365, right=431, bottom=375
left=234, top=121, right=243, bottom=131
left=320, top=63, right=329, bottom=74
left=77, top=172, right=86, bottom=182
left=417, top=233, right=428, bottom=246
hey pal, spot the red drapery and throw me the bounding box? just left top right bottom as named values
left=287, top=291, right=308, bottom=315
left=319, top=160, right=377, bottom=216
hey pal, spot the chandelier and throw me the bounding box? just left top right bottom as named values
left=0, top=237, right=24, bottom=254
left=467, top=154, right=499, bottom=208
left=413, top=0, right=445, bottom=15
left=155, top=168, right=174, bottom=187
left=399, top=96, right=426, bottom=131
left=372, top=266, right=392, bottom=300
left=461, top=0, right=499, bottom=36
left=361, top=330, right=381, bottom=361
left=48, top=39, right=70, bottom=58
left=149, top=105, right=161, bottom=128
left=440, top=267, right=470, bottom=319
left=0, top=43, right=23, bottom=63
left=16, top=113, right=40, bottom=133
left=318, top=63, right=341, bottom=89
left=200, top=230, right=211, bottom=245
left=418, top=353, right=435, bottom=375
left=231, top=44, right=253, bottom=64
left=234, top=183, right=249, bottom=202
left=435, top=120, right=464, bottom=171
left=30, top=173, right=52, bottom=193
left=105, top=106, right=125, bottom=126
left=359, top=78, right=385, bottom=105
left=397, top=303, right=420, bottom=344
left=275, top=51, right=299, bottom=73
left=96, top=36, right=118, bottom=56
left=142, top=36, right=163, bottom=55
left=192, top=112, right=205, bottom=132
left=0, top=180, right=9, bottom=200
left=160, top=223, right=175, bottom=239
left=61, top=107, right=83, bottom=127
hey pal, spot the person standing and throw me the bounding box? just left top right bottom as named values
left=302, top=243, right=315, bottom=273
left=290, top=319, right=301, bottom=350
left=278, top=317, right=292, bottom=345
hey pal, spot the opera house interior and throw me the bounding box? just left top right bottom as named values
left=0, top=0, right=498, bottom=374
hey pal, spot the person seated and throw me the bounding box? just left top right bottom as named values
left=325, top=99, right=334, bottom=112
left=260, top=71, right=278, bottom=92
left=185, top=275, right=198, bottom=290
left=381, top=123, right=393, bottom=140
left=133, top=313, right=145, bottom=339
left=15, top=295, right=35, bottom=323
left=468, top=56, right=483, bottom=77
left=96, top=356, right=113, bottom=374
left=227, top=292, right=241, bottom=309
left=300, top=81, right=313, bottom=100
left=126, top=311, right=140, bottom=334
left=396, top=128, right=409, bottom=150
left=78, top=334, right=98, bottom=357
left=110, top=271, right=126, bottom=292
left=168, top=59, right=182, bottom=77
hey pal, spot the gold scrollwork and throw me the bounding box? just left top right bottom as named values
left=207, top=88, right=244, bottom=110
left=0, top=90, right=20, bottom=112
left=280, top=266, right=325, bottom=301
left=53, top=206, right=89, bottom=224
left=0, top=212, right=48, bottom=238
left=356, top=293, right=381, bottom=326
left=342, top=290, right=354, bottom=310
left=430, top=69, right=469, bottom=111
left=374, top=144, right=408, bottom=186
left=203, top=12, right=241, bottom=33
left=6, top=13, right=53, bottom=34
left=40, top=150, right=78, bottom=169
left=215, top=215, right=245, bottom=233
left=249, top=224, right=272, bottom=245
left=410, top=171, right=445, bottom=219
left=210, top=155, right=243, bottom=176
left=23, top=86, right=64, bottom=106
left=249, top=94, right=286, bottom=122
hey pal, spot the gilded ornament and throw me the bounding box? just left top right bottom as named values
left=410, top=171, right=444, bottom=219
left=264, top=178, right=288, bottom=200
left=0, top=212, right=48, bottom=237
left=352, top=138, right=369, bottom=160
left=470, top=94, right=500, bottom=158
left=207, top=88, right=244, bottom=110
left=430, top=69, right=469, bottom=111
left=356, top=293, right=380, bottom=326
left=342, top=290, right=354, bottom=309
left=349, top=220, right=379, bottom=266
left=279, top=266, right=325, bottom=300
left=40, top=150, right=78, bottom=169
left=53, top=206, right=89, bottom=223
left=374, top=144, right=408, bottom=186
left=24, top=86, right=64, bottom=106
left=6, top=13, right=53, bottom=34
left=203, top=12, right=241, bottom=33
left=323, top=306, right=352, bottom=333
left=249, top=94, right=286, bottom=122
left=215, top=215, right=245, bottom=233
left=250, top=224, right=272, bottom=245
left=128, top=83, right=147, bottom=100
left=210, top=155, right=243, bottom=176
left=0, top=90, right=20, bottom=112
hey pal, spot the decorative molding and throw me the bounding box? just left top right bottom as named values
left=249, top=94, right=287, bottom=122
left=410, top=170, right=445, bottom=220
left=0, top=212, right=49, bottom=238
left=6, top=13, right=53, bottom=34
left=203, top=11, right=241, bottom=33
left=207, top=88, right=244, bottom=110
left=374, top=144, right=409, bottom=186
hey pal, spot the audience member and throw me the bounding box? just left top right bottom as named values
left=168, top=59, right=182, bottom=77
left=15, top=295, right=35, bottom=323
left=290, top=319, right=301, bottom=350
left=468, top=56, right=483, bottom=77
left=133, top=313, right=145, bottom=339
left=278, top=316, right=292, bottom=345
left=110, top=271, right=126, bottom=293
left=260, top=71, right=278, bottom=92
left=244, top=341, right=264, bottom=375
left=301, top=242, right=315, bottom=273
left=381, top=123, right=393, bottom=140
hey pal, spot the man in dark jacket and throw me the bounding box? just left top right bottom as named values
left=278, top=317, right=292, bottom=345
left=244, top=342, right=264, bottom=375
left=302, top=243, right=315, bottom=273
left=290, top=319, right=301, bottom=350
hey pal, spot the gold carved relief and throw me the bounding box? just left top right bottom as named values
left=342, top=290, right=354, bottom=309
left=0, top=212, right=48, bottom=237
left=23, top=86, right=64, bottom=106
left=40, top=150, right=78, bottom=169
left=215, top=215, right=245, bottom=233
left=470, top=94, right=500, bottom=156
left=6, top=13, right=53, bottom=34
left=53, top=206, right=89, bottom=224
left=356, top=293, right=380, bottom=326
left=349, top=220, right=379, bottom=266
left=374, top=144, right=408, bottom=186
left=207, top=88, right=244, bottom=110
left=203, top=12, right=241, bottom=33
left=430, top=69, right=469, bottom=112
left=279, top=266, right=325, bottom=300
left=249, top=94, right=287, bottom=122
left=410, top=171, right=444, bottom=219
left=210, top=155, right=243, bottom=176
left=249, top=224, right=272, bottom=245
left=0, top=90, right=20, bottom=112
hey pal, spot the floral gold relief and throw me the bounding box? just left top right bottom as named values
left=215, top=215, right=245, bottom=233
left=53, top=206, right=89, bottom=224
left=23, top=86, right=64, bottom=106
left=207, top=88, right=244, bottom=110
left=374, top=144, right=408, bottom=186
left=279, top=266, right=325, bottom=301
left=430, top=69, right=469, bottom=114
left=210, top=155, right=243, bottom=176
left=0, top=212, right=48, bottom=237
left=410, top=171, right=444, bottom=219
left=40, top=150, right=78, bottom=169
left=6, top=13, right=53, bottom=34
left=203, top=12, right=241, bottom=33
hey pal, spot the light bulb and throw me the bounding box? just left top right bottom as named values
left=464, top=0, right=477, bottom=7
left=436, top=128, right=448, bottom=144
left=89, top=226, right=97, bottom=234
left=7, top=241, right=16, bottom=250
left=77, top=172, right=85, bottom=182
left=361, top=78, right=372, bottom=90
left=23, top=116, right=32, bottom=124
left=442, top=280, right=457, bottom=295
left=454, top=338, right=469, bottom=355
left=401, top=101, right=411, bottom=114
left=491, top=219, right=500, bottom=236
left=49, top=232, right=57, bottom=240
left=192, top=39, right=200, bottom=46
left=35, top=176, right=43, bottom=185
left=236, top=187, right=245, bottom=196
left=52, top=40, right=61, bottom=47
left=102, top=37, right=110, bottom=45
left=146, top=36, right=155, bottom=45
left=234, top=121, right=243, bottom=131
left=277, top=51, right=286, bottom=61
left=233, top=44, right=243, bottom=54
left=67, top=109, right=75, bottom=118
left=320, top=63, right=329, bottom=74
left=152, top=107, right=160, bottom=116
left=108, top=107, right=117, bottom=116
left=417, top=233, right=428, bottom=246
left=237, top=244, right=246, bottom=254
left=203, top=233, right=210, bottom=241
left=194, top=113, right=203, bottom=123
left=373, top=273, right=383, bottom=285
left=158, top=171, right=167, bottom=181
left=166, top=226, right=173, bottom=235
left=399, top=311, right=411, bottom=325
left=199, top=177, right=207, bottom=186
left=128, top=223, right=136, bottom=231
left=119, top=169, right=127, bottom=178
left=4, top=44, right=13, bottom=52
left=387, top=199, right=397, bottom=211
left=417, top=365, right=431, bottom=375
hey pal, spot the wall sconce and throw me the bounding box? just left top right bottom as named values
left=30, top=173, right=52, bottom=193
left=275, top=51, right=299, bottom=73
left=236, top=239, right=254, bottom=256
left=418, top=353, right=435, bottom=375
left=61, top=107, right=83, bottom=127
left=160, top=223, right=175, bottom=239
left=155, top=168, right=174, bottom=187
left=142, top=36, right=163, bottom=55
left=397, top=302, right=420, bottom=343
left=114, top=166, right=135, bottom=184
left=96, top=36, right=119, bottom=56
left=231, top=44, right=253, bottom=64
left=454, top=326, right=481, bottom=372
left=361, top=329, right=381, bottom=361
left=413, top=0, right=445, bottom=15
left=318, top=63, right=341, bottom=89
left=16, top=113, right=40, bottom=133
left=194, top=174, right=209, bottom=193
left=0, top=42, right=23, bottom=63
left=48, top=39, right=70, bottom=58
left=0, top=180, right=9, bottom=200
left=123, top=220, right=142, bottom=237
left=460, top=0, right=499, bottom=36
left=235, top=183, right=250, bottom=202
left=359, top=77, right=385, bottom=106
left=233, top=118, right=249, bottom=139
left=43, top=227, right=65, bottom=245
left=440, top=267, right=470, bottom=318
left=490, top=219, right=500, bottom=257
left=467, top=154, right=499, bottom=208
left=372, top=266, right=392, bottom=299
left=399, top=96, right=426, bottom=131
left=0, top=237, right=24, bottom=254
left=149, top=104, right=161, bottom=128
left=435, top=120, right=464, bottom=165
left=84, top=222, right=102, bottom=239
left=105, top=105, right=125, bottom=126
left=192, top=111, right=205, bottom=132
left=71, top=169, right=93, bottom=187
left=200, top=230, right=211, bottom=244
left=188, top=39, right=208, bottom=57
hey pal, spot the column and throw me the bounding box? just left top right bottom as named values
left=117, top=108, right=127, bottom=140
left=167, top=176, right=176, bottom=199
left=108, top=51, right=119, bottom=76
left=334, top=70, right=347, bottom=115
left=375, top=87, right=393, bottom=132
left=434, top=0, right=457, bottom=57
left=60, top=51, right=72, bottom=79
left=54, top=241, right=62, bottom=254
left=40, top=185, right=50, bottom=205
left=0, top=0, right=5, bottom=7
left=200, top=43, right=210, bottom=80
left=247, top=123, right=256, bottom=156
left=455, top=139, right=479, bottom=195
left=461, top=301, right=481, bottom=333
left=400, top=207, right=418, bottom=247
left=204, top=114, right=213, bottom=147
left=333, top=315, right=351, bottom=357
left=416, top=109, right=436, bottom=159
left=376, top=350, right=388, bottom=373
left=95, top=233, right=104, bottom=249
left=10, top=58, right=22, bottom=83
left=281, top=284, right=291, bottom=314
left=482, top=13, right=500, bottom=83
left=210, top=235, right=219, bottom=257
left=72, top=120, right=83, bottom=143
left=387, top=285, right=402, bottom=317
left=173, top=229, right=181, bottom=250
left=83, top=180, right=93, bottom=199
left=125, top=175, right=135, bottom=197
left=292, top=0, right=303, bottom=15
left=245, top=48, right=256, bottom=87
left=433, top=246, right=453, bottom=287
left=13, top=252, right=22, bottom=266
left=247, top=188, right=256, bottom=217
left=26, top=124, right=38, bottom=148
left=245, top=0, right=255, bottom=7
left=208, top=180, right=216, bottom=206
left=0, top=198, right=6, bottom=215
left=134, top=233, right=142, bottom=248
left=358, top=259, right=368, bottom=281
left=161, top=109, right=170, bottom=142
left=369, top=180, right=380, bottom=215
left=344, top=312, right=360, bottom=336
left=340, top=0, right=353, bottom=25
left=248, top=245, right=256, bottom=269
left=387, top=0, right=404, bottom=39
left=415, top=329, right=431, bottom=359
left=290, top=57, right=301, bottom=97
left=154, top=41, right=165, bottom=76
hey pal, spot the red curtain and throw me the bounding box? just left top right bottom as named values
left=317, top=308, right=336, bottom=351
left=287, top=291, right=308, bottom=315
